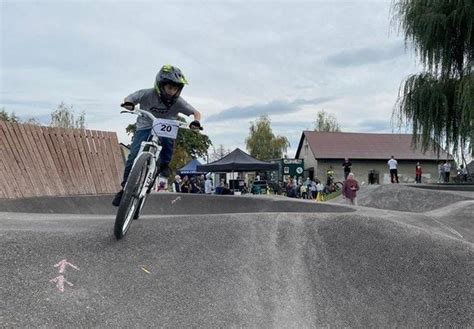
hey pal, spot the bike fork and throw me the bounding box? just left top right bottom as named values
left=142, top=159, right=158, bottom=197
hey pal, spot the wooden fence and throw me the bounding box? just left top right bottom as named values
left=0, top=121, right=124, bottom=199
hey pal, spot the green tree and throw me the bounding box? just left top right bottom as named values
left=169, top=124, right=212, bottom=176
left=0, top=108, right=21, bottom=123
left=125, top=123, right=136, bottom=136
left=0, top=108, right=10, bottom=121
left=209, top=144, right=231, bottom=162
left=245, top=115, right=290, bottom=160
left=176, top=125, right=212, bottom=159
left=313, top=110, right=341, bottom=132
left=50, top=102, right=86, bottom=129
left=392, top=0, right=474, bottom=158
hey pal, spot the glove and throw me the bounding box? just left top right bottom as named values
left=189, top=120, right=203, bottom=130
left=121, top=102, right=135, bottom=111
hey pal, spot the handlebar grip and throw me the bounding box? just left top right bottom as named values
left=121, top=102, right=135, bottom=111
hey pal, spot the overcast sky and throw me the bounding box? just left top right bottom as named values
left=1, top=0, right=421, bottom=157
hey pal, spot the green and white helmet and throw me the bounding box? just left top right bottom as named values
left=155, top=65, right=188, bottom=107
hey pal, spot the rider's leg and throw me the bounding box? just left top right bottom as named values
left=157, top=137, right=175, bottom=178
left=112, top=129, right=151, bottom=206
left=121, top=129, right=152, bottom=187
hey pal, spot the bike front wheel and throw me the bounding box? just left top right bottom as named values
left=114, top=153, right=152, bottom=239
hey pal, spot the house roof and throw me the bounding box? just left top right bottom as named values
left=295, top=131, right=453, bottom=160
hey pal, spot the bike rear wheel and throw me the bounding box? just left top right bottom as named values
left=114, top=153, right=152, bottom=239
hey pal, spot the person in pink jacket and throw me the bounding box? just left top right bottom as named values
left=342, top=173, right=360, bottom=206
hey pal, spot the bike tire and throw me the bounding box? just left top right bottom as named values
left=114, top=153, right=152, bottom=239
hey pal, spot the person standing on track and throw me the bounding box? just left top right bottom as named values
left=342, top=173, right=360, bottom=206
left=388, top=155, right=399, bottom=184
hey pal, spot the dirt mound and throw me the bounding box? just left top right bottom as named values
left=355, top=184, right=473, bottom=212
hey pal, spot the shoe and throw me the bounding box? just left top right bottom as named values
left=159, top=163, right=171, bottom=178
left=112, top=190, right=123, bottom=207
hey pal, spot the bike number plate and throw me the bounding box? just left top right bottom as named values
left=151, top=119, right=179, bottom=139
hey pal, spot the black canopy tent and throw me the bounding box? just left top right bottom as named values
left=196, top=148, right=278, bottom=172
left=177, top=158, right=205, bottom=175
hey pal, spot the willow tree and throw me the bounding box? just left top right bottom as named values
left=245, top=115, right=290, bottom=160
left=392, top=0, right=474, bottom=160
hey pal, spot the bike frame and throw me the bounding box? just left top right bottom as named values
left=121, top=107, right=188, bottom=197
left=131, top=136, right=160, bottom=199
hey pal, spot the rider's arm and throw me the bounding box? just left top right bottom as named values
left=192, top=109, right=201, bottom=121
left=122, top=90, right=145, bottom=110
left=189, top=109, right=203, bottom=130
left=124, top=90, right=144, bottom=105
left=175, top=98, right=203, bottom=130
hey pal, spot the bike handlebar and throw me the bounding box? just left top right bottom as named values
left=120, top=108, right=191, bottom=128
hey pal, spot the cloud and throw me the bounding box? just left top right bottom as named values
left=206, top=97, right=335, bottom=122
left=325, top=42, right=406, bottom=67
left=0, top=98, right=57, bottom=110
left=1, top=0, right=423, bottom=159
left=354, top=119, right=393, bottom=132
left=20, top=114, right=51, bottom=125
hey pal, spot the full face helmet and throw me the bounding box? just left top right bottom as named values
left=155, top=65, right=188, bottom=107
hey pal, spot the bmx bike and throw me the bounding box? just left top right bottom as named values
left=114, top=104, right=193, bottom=239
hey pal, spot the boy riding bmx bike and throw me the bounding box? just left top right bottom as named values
left=112, top=65, right=202, bottom=206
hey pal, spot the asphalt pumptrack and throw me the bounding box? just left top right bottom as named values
left=1, top=184, right=472, bottom=327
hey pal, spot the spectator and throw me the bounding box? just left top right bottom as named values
left=189, top=177, right=201, bottom=193
left=300, top=183, right=308, bottom=199
left=172, top=175, right=181, bottom=193
left=342, top=157, right=352, bottom=180
left=342, top=173, right=360, bottom=206
left=204, top=173, right=214, bottom=194
left=443, top=161, right=451, bottom=183
left=296, top=177, right=303, bottom=198
left=242, top=182, right=249, bottom=194
left=326, top=166, right=335, bottom=186
left=388, top=155, right=399, bottom=183
left=437, top=162, right=444, bottom=183
left=197, top=174, right=205, bottom=192
left=221, top=183, right=232, bottom=195
left=309, top=180, right=317, bottom=199
left=156, top=180, right=167, bottom=192
left=316, top=180, right=325, bottom=200
left=457, top=164, right=467, bottom=182
left=368, top=169, right=377, bottom=184
left=287, top=177, right=297, bottom=198
left=415, top=162, right=422, bottom=184
left=180, top=175, right=190, bottom=193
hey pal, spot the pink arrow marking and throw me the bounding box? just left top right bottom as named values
left=54, top=259, right=79, bottom=274
left=50, top=275, right=73, bottom=292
